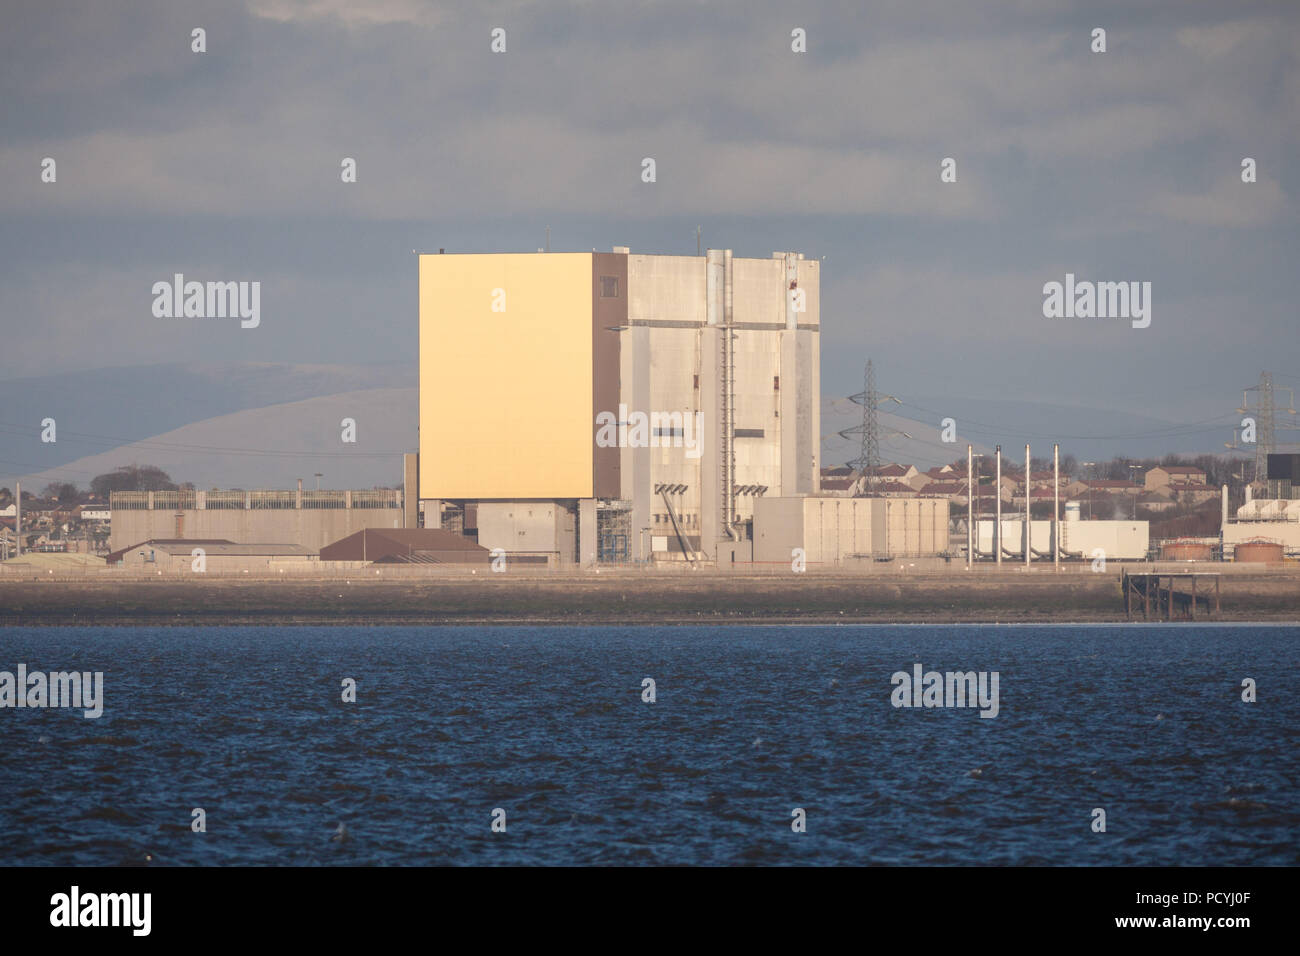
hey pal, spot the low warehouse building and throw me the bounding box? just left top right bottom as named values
left=107, top=539, right=317, bottom=571
left=104, top=538, right=234, bottom=566
left=975, top=519, right=1149, bottom=561
left=753, top=497, right=948, bottom=566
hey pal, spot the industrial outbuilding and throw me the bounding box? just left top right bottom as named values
left=319, top=528, right=499, bottom=565
left=974, top=518, right=1150, bottom=561
left=107, top=539, right=317, bottom=571
left=1221, top=456, right=1300, bottom=558
left=753, top=497, right=949, bottom=566
left=104, top=538, right=234, bottom=566
left=109, top=488, right=406, bottom=553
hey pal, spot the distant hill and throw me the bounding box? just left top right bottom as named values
left=0, top=362, right=414, bottom=488
left=3, top=360, right=1243, bottom=491
left=9, top=388, right=416, bottom=491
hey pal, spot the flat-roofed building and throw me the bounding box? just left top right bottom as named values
left=754, top=496, right=948, bottom=566
left=418, top=246, right=820, bottom=565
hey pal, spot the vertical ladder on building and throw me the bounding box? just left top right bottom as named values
left=720, top=329, right=731, bottom=539
left=720, top=278, right=738, bottom=542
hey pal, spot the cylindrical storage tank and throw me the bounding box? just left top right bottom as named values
left=1234, top=540, right=1285, bottom=563
left=1064, top=501, right=1081, bottom=522
left=1162, top=540, right=1211, bottom=561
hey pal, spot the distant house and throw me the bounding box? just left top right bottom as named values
left=1145, top=466, right=1207, bottom=492
left=821, top=465, right=925, bottom=497
left=819, top=476, right=857, bottom=496
left=917, top=480, right=971, bottom=503
left=1066, top=479, right=1141, bottom=497
left=78, top=504, right=111, bottom=521
left=861, top=463, right=929, bottom=491
left=0, top=500, right=58, bottom=518
left=1137, top=491, right=1176, bottom=513
left=872, top=479, right=918, bottom=498
left=1007, top=486, right=1066, bottom=507
left=1166, top=482, right=1218, bottom=505
left=1027, top=470, right=1060, bottom=490
left=863, top=463, right=918, bottom=481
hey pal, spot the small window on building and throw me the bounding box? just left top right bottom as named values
left=773, top=375, right=780, bottom=390
left=599, top=276, right=619, bottom=297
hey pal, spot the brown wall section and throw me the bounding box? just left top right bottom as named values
left=592, top=252, right=626, bottom=498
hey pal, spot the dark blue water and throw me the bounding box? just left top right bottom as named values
left=1, top=625, right=1296, bottom=866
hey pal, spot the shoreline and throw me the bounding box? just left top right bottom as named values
left=3, top=571, right=1298, bottom=626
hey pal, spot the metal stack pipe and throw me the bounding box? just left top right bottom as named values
left=967, top=444, right=973, bottom=568
left=1025, top=443, right=1031, bottom=568
left=995, top=446, right=1002, bottom=565
left=1053, top=444, right=1060, bottom=571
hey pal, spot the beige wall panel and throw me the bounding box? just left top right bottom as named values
left=419, top=253, right=593, bottom=499
left=627, top=255, right=706, bottom=324
left=731, top=258, right=783, bottom=326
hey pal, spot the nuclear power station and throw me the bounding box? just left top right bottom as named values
left=417, top=246, right=822, bottom=565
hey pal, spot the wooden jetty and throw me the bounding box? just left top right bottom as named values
left=1123, top=571, right=1221, bottom=621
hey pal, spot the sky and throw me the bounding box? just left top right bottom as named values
left=2, top=0, right=1298, bottom=475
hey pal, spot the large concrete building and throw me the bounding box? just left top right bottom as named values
left=418, top=247, right=821, bottom=564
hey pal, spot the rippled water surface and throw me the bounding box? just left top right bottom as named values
left=1, top=624, right=1296, bottom=865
